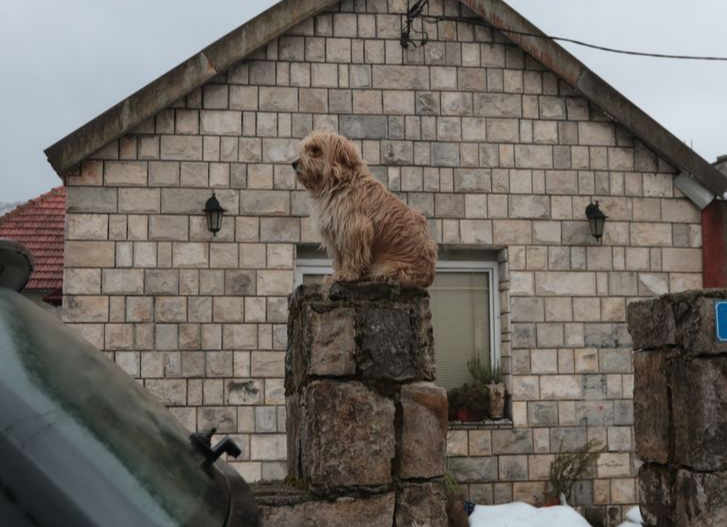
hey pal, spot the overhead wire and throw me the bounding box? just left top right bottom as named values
left=403, top=9, right=727, bottom=62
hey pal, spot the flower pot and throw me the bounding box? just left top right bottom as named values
left=455, top=408, right=478, bottom=422
left=486, top=382, right=506, bottom=420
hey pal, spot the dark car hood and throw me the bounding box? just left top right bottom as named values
left=0, top=287, right=236, bottom=527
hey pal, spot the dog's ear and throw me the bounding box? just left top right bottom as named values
left=303, top=134, right=323, bottom=157
left=333, top=135, right=359, bottom=168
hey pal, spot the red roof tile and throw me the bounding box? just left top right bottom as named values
left=0, top=187, right=65, bottom=292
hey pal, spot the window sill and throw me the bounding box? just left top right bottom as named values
left=448, top=418, right=513, bottom=430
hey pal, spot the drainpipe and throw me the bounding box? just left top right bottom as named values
left=702, top=158, right=727, bottom=287
left=702, top=200, right=727, bottom=287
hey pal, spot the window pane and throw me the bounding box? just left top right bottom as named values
left=302, top=274, right=326, bottom=285
left=299, top=269, right=493, bottom=392
left=430, top=272, right=491, bottom=390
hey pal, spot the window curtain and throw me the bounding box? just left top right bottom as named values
left=429, top=272, right=491, bottom=390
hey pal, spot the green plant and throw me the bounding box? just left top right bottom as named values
left=443, top=467, right=460, bottom=497
left=444, top=459, right=471, bottom=499
left=460, top=383, right=488, bottom=417
left=446, top=387, right=461, bottom=420
left=547, top=439, right=605, bottom=504
left=444, top=460, right=471, bottom=527
left=447, top=383, right=488, bottom=420
left=488, top=363, right=502, bottom=384
left=467, top=355, right=502, bottom=385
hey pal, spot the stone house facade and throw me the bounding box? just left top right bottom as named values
left=47, top=0, right=725, bottom=524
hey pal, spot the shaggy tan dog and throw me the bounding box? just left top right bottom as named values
left=292, top=132, right=437, bottom=289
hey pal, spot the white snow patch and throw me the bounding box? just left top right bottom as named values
left=626, top=506, right=643, bottom=523
left=615, top=505, right=644, bottom=527
left=468, top=502, right=592, bottom=527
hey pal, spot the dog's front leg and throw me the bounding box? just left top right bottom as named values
left=323, top=244, right=343, bottom=285
left=331, top=217, right=374, bottom=283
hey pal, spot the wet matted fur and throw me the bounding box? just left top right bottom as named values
left=292, top=132, right=438, bottom=289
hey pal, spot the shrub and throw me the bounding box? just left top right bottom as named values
left=467, top=355, right=502, bottom=385
left=547, top=439, right=604, bottom=505
left=447, top=383, right=488, bottom=420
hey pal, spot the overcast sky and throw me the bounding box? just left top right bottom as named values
left=0, top=0, right=725, bottom=203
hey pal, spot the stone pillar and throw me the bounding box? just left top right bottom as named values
left=628, top=290, right=727, bottom=527
left=258, top=282, right=448, bottom=526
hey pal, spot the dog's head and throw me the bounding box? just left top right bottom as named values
left=292, top=132, right=362, bottom=194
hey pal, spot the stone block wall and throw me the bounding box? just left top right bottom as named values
left=61, top=0, right=703, bottom=517
left=257, top=282, right=448, bottom=525
left=629, top=290, right=727, bottom=527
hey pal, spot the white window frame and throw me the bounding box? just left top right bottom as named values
left=294, top=259, right=335, bottom=287
left=294, top=258, right=501, bottom=368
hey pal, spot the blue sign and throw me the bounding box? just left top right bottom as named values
left=715, top=301, right=727, bottom=342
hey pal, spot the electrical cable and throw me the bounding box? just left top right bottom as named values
left=404, top=10, right=727, bottom=62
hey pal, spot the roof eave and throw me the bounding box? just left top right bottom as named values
left=460, top=0, right=726, bottom=200
left=46, top=0, right=726, bottom=206
left=44, top=0, right=339, bottom=176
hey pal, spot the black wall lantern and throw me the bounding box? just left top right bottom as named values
left=203, top=193, right=226, bottom=236
left=585, top=201, right=607, bottom=241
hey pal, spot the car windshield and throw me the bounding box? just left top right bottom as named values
left=0, top=288, right=228, bottom=527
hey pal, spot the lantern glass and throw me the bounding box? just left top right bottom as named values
left=591, top=215, right=605, bottom=239
left=585, top=201, right=607, bottom=241
left=203, top=193, right=226, bottom=236
left=207, top=209, right=223, bottom=234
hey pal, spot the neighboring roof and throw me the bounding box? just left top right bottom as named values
left=0, top=201, right=21, bottom=216
left=45, top=0, right=727, bottom=204
left=0, top=187, right=65, bottom=293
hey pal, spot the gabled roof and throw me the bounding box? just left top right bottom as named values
left=0, top=187, right=65, bottom=293
left=45, top=0, right=727, bottom=204
left=460, top=0, right=726, bottom=200
left=44, top=0, right=339, bottom=177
